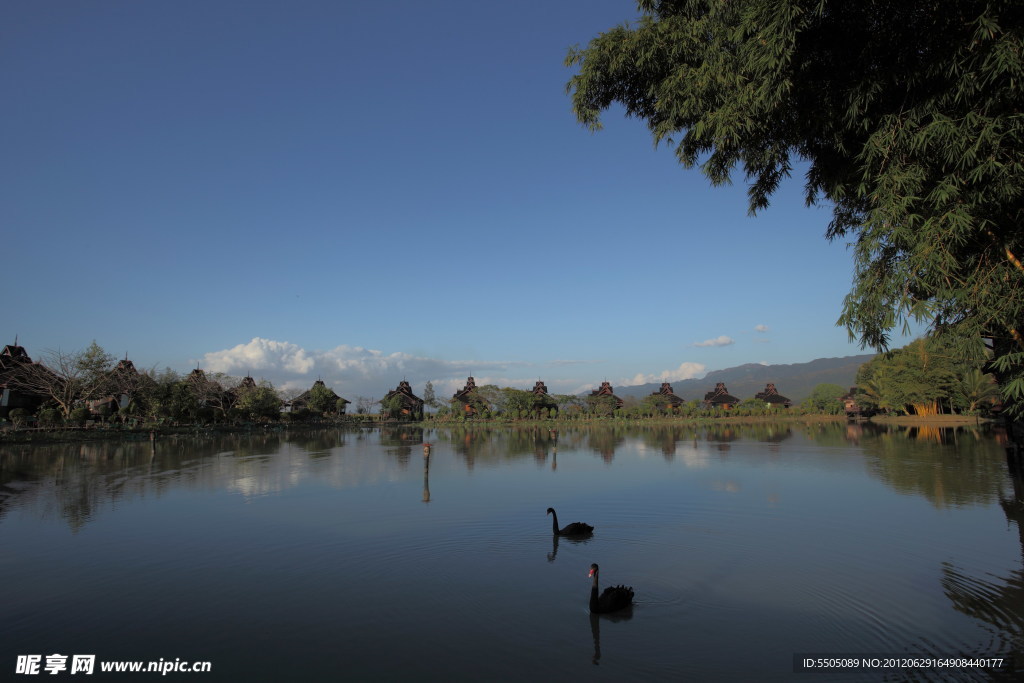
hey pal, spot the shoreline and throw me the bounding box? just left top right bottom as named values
left=0, top=413, right=996, bottom=445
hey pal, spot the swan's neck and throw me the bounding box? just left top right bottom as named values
left=550, top=510, right=559, bottom=534
left=589, top=570, right=600, bottom=610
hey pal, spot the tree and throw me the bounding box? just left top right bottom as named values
left=855, top=337, right=964, bottom=415
left=801, top=383, right=847, bottom=415
left=354, top=396, right=375, bottom=415
left=8, top=343, right=115, bottom=418
left=566, top=1, right=1024, bottom=418
left=500, top=388, right=537, bottom=419
left=306, top=382, right=337, bottom=414
left=236, top=384, right=282, bottom=421
left=423, top=381, right=440, bottom=410
left=957, top=368, right=1002, bottom=414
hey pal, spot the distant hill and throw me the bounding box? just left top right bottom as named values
left=608, top=354, right=877, bottom=404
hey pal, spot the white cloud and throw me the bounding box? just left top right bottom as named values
left=691, top=336, right=735, bottom=348
left=626, top=362, right=707, bottom=386
left=199, top=337, right=584, bottom=399
left=754, top=324, right=769, bottom=333
left=203, top=338, right=315, bottom=374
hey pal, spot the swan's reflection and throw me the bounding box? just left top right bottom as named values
left=589, top=606, right=634, bottom=665
left=546, top=533, right=593, bottom=563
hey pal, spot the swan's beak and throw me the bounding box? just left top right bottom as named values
left=588, top=569, right=596, bottom=577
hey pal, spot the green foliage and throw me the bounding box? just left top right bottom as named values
left=381, top=395, right=405, bottom=419
left=500, top=388, right=537, bottom=418
left=77, top=340, right=116, bottom=398
left=423, top=381, right=439, bottom=409
left=567, top=0, right=1024, bottom=416
left=69, top=406, right=90, bottom=424
left=306, top=382, right=336, bottom=414
left=801, top=384, right=847, bottom=415
left=8, top=408, right=29, bottom=426
left=38, top=408, right=62, bottom=426
left=955, top=368, right=1002, bottom=414
left=855, top=337, right=972, bottom=415
left=236, top=385, right=281, bottom=421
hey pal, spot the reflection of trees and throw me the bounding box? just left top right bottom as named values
left=586, top=427, right=627, bottom=463
left=859, top=426, right=1006, bottom=508
left=941, top=440, right=1024, bottom=669
left=639, top=426, right=700, bottom=460
left=0, top=429, right=367, bottom=531
left=437, top=426, right=559, bottom=469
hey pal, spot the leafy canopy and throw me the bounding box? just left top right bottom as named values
left=567, top=0, right=1024, bottom=413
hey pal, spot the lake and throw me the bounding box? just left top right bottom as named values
left=2, top=422, right=1022, bottom=681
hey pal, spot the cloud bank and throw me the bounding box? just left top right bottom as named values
left=199, top=337, right=590, bottom=398
left=626, top=362, right=707, bottom=386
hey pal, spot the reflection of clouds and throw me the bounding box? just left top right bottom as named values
left=677, top=443, right=711, bottom=469
left=712, top=481, right=740, bottom=493
left=221, top=444, right=407, bottom=499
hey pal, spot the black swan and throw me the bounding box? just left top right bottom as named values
left=588, top=563, right=634, bottom=614
left=547, top=507, right=594, bottom=536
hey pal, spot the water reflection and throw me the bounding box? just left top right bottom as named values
left=546, top=532, right=592, bottom=563
left=940, top=446, right=1024, bottom=669
left=589, top=607, right=634, bottom=667
left=422, top=444, right=431, bottom=503
left=3, top=421, right=1022, bottom=680
left=2, top=422, right=1013, bottom=532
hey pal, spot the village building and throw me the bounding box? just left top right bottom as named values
left=754, top=383, right=791, bottom=408
left=651, top=382, right=685, bottom=412
left=531, top=380, right=558, bottom=417
left=381, top=380, right=424, bottom=420
left=840, top=387, right=862, bottom=417
left=703, top=382, right=740, bottom=410
left=289, top=379, right=350, bottom=414
left=0, top=342, right=52, bottom=419
left=452, top=376, right=490, bottom=417
left=588, top=381, right=624, bottom=414
left=88, top=357, right=142, bottom=418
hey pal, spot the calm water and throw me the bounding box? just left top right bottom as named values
left=2, top=422, right=1023, bottom=681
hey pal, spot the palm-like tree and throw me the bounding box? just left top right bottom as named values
left=957, top=368, right=1001, bottom=414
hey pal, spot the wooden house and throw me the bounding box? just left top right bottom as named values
left=651, top=382, right=685, bottom=412
left=290, top=379, right=350, bottom=414
left=754, top=383, right=791, bottom=408
left=703, top=382, right=739, bottom=410
left=0, top=343, right=52, bottom=418
left=531, top=380, right=558, bottom=417
left=381, top=380, right=424, bottom=420
left=840, top=387, right=862, bottom=417
left=588, top=381, right=624, bottom=414
left=452, top=376, right=489, bottom=417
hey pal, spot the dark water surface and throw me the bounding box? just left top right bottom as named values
left=2, top=422, right=1023, bottom=681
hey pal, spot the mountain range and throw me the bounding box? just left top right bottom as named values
left=608, top=354, right=877, bottom=404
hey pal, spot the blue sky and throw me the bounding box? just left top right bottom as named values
left=2, top=0, right=915, bottom=400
